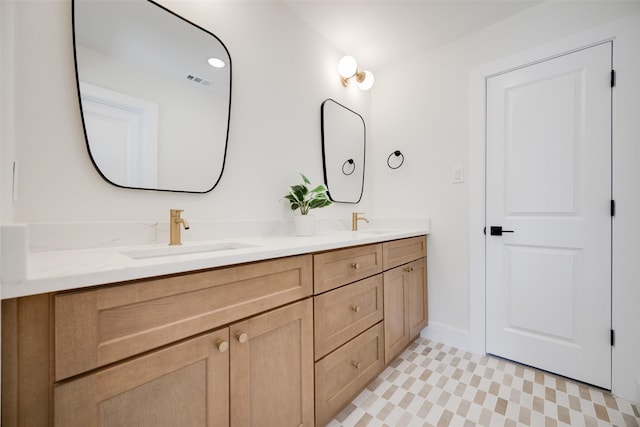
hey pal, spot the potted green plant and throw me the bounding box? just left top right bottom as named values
left=284, top=173, right=332, bottom=235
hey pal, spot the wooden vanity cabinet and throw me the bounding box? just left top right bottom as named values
left=2, top=235, right=427, bottom=427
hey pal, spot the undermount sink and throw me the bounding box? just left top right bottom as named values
left=358, top=229, right=397, bottom=235
left=121, top=242, right=257, bottom=259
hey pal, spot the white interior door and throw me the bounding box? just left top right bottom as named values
left=485, top=42, right=612, bottom=389
left=80, top=82, right=158, bottom=188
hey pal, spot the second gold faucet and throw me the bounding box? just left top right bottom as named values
left=169, top=209, right=190, bottom=246
left=352, top=212, right=369, bottom=231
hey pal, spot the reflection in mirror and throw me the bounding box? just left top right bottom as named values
left=73, top=0, right=231, bottom=193
left=321, top=99, right=365, bottom=203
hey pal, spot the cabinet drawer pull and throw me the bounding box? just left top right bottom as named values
left=404, top=266, right=414, bottom=272
left=216, top=340, right=229, bottom=353
left=236, top=332, right=248, bottom=344
left=352, top=361, right=361, bottom=369
left=351, top=305, right=361, bottom=313
left=352, top=262, right=360, bottom=270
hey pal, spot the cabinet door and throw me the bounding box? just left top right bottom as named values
left=408, top=258, right=428, bottom=339
left=383, top=265, right=410, bottom=364
left=230, top=299, right=314, bottom=427
left=384, top=259, right=428, bottom=363
left=54, top=328, right=230, bottom=427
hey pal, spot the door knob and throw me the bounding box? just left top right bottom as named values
left=490, top=226, right=514, bottom=236
left=236, top=332, right=248, bottom=343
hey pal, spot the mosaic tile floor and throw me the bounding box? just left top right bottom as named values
left=329, top=338, right=640, bottom=427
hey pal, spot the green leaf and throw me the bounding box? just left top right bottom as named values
left=310, top=185, right=326, bottom=194
left=309, top=198, right=331, bottom=209
left=300, top=173, right=311, bottom=185
left=290, top=185, right=307, bottom=202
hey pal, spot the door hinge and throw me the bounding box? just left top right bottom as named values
left=611, top=200, right=616, bottom=217
left=611, top=70, right=616, bottom=87
left=610, top=329, right=615, bottom=346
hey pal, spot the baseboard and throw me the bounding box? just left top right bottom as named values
left=420, top=322, right=471, bottom=353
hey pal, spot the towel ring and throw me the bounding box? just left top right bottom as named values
left=342, top=159, right=355, bottom=175
left=387, top=150, right=404, bottom=169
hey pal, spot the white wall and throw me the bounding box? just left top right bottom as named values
left=0, top=0, right=372, bottom=224
left=370, top=1, right=640, bottom=402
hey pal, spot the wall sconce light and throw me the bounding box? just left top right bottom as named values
left=338, top=56, right=375, bottom=90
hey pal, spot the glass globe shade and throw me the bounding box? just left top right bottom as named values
left=357, top=70, right=375, bottom=90
left=337, top=56, right=357, bottom=78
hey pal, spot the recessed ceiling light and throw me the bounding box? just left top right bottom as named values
left=208, top=57, right=225, bottom=68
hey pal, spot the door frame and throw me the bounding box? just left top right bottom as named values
left=468, top=35, right=616, bottom=382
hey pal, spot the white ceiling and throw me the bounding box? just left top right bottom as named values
left=282, top=0, right=542, bottom=72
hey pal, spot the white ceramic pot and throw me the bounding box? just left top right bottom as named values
left=294, top=215, right=315, bottom=236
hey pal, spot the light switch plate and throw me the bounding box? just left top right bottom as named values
left=452, top=166, right=464, bottom=183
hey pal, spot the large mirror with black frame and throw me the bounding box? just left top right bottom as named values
left=73, top=0, right=231, bottom=193
left=321, top=99, right=365, bottom=203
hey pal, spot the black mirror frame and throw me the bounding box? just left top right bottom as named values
left=320, top=99, right=366, bottom=204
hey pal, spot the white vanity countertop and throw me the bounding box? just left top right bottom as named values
left=1, top=228, right=429, bottom=299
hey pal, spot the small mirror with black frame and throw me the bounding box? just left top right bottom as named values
left=321, top=99, right=365, bottom=203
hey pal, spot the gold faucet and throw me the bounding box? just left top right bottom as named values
left=352, top=212, right=369, bottom=231
left=169, top=209, right=190, bottom=246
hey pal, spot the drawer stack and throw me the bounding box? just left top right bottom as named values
left=313, top=236, right=427, bottom=426
left=313, top=244, right=385, bottom=427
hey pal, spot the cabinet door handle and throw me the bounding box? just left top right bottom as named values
left=352, top=361, right=361, bottom=369
left=351, top=262, right=360, bottom=270
left=236, top=332, right=248, bottom=344
left=404, top=266, right=414, bottom=272
left=216, top=340, right=229, bottom=353
left=351, top=305, right=361, bottom=313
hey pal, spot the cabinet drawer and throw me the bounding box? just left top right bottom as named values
left=382, top=236, right=426, bottom=270
left=314, top=275, right=383, bottom=360
left=315, top=322, right=384, bottom=427
left=54, top=255, right=312, bottom=381
left=314, top=244, right=382, bottom=294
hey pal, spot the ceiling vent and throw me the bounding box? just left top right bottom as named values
left=186, top=74, right=211, bottom=86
